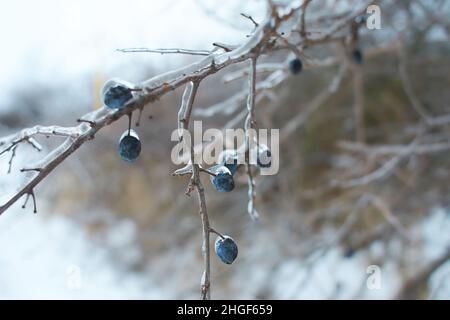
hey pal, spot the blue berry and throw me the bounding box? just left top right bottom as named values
left=352, top=49, right=363, bottom=65
left=224, top=160, right=239, bottom=175
left=118, top=129, right=141, bottom=162
left=102, top=79, right=134, bottom=109
left=344, top=247, right=355, bottom=259
left=289, top=58, right=303, bottom=75
left=218, top=149, right=240, bottom=175
left=354, top=15, right=368, bottom=25
left=257, top=145, right=272, bottom=168
left=209, top=165, right=235, bottom=192
left=215, top=236, right=238, bottom=265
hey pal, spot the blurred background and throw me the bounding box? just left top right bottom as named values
left=1, top=0, right=450, bottom=299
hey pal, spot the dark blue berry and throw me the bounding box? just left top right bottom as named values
left=219, top=149, right=240, bottom=175
left=102, top=79, right=134, bottom=109
left=355, top=15, right=368, bottom=25
left=215, top=236, right=238, bottom=265
left=289, top=58, right=303, bottom=75
left=209, top=165, right=235, bottom=192
left=352, top=49, right=363, bottom=65
left=118, top=129, right=141, bottom=162
left=257, top=145, right=272, bottom=168
left=224, top=160, right=239, bottom=175
left=344, top=247, right=355, bottom=259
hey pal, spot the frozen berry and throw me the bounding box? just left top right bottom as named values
left=102, top=79, right=134, bottom=109
left=215, top=235, right=238, bottom=265
left=209, top=165, right=235, bottom=192
left=218, top=149, right=240, bottom=175
left=289, top=58, right=303, bottom=75
left=118, top=129, right=141, bottom=162
left=354, top=15, right=368, bottom=25
left=257, top=145, right=272, bottom=168
left=352, top=49, right=363, bottom=65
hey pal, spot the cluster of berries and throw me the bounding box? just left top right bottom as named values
left=101, top=79, right=274, bottom=265
left=102, top=79, right=141, bottom=163
left=209, top=145, right=272, bottom=193
left=208, top=146, right=271, bottom=265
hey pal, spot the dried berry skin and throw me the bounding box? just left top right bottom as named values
left=118, top=129, right=141, bottom=162
left=289, top=58, right=303, bottom=75
left=209, top=165, right=235, bottom=192
left=215, top=236, right=238, bottom=265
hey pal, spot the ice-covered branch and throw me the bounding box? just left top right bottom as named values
left=245, top=57, right=259, bottom=220
left=0, top=2, right=300, bottom=216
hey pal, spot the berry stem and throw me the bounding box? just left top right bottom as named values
left=199, top=167, right=218, bottom=177
left=127, top=113, right=132, bottom=136
left=209, top=227, right=225, bottom=240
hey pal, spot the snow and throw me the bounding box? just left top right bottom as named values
left=0, top=209, right=155, bottom=299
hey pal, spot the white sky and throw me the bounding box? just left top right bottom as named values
left=0, top=0, right=265, bottom=102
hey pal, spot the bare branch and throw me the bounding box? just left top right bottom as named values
left=7, top=145, right=18, bottom=174
left=245, top=57, right=259, bottom=220
left=394, top=248, right=450, bottom=299
left=338, top=139, right=450, bottom=157
left=241, top=13, right=259, bottom=28
left=117, top=47, right=212, bottom=56
left=1, top=3, right=300, bottom=216
left=181, top=83, right=212, bottom=300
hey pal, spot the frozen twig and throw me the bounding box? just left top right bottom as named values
left=7, top=145, right=18, bottom=174
left=117, top=48, right=212, bottom=56
left=245, top=57, right=259, bottom=220
left=181, top=83, right=212, bottom=300
left=241, top=13, right=259, bottom=28
left=1, top=2, right=302, bottom=216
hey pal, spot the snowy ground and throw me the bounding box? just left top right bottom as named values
left=0, top=208, right=154, bottom=299
left=1, top=204, right=449, bottom=299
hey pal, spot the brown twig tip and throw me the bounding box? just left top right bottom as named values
left=135, top=107, right=144, bottom=126
left=241, top=13, right=259, bottom=27
left=185, top=180, right=195, bottom=196
left=77, top=119, right=97, bottom=127
left=212, top=42, right=237, bottom=52
left=7, top=145, right=18, bottom=174
left=20, top=168, right=42, bottom=173
left=22, top=191, right=37, bottom=214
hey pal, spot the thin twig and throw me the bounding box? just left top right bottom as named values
left=7, top=145, right=18, bottom=174
left=245, top=57, right=259, bottom=220
left=0, top=3, right=297, bottom=215
left=117, top=48, right=212, bottom=56
left=241, top=13, right=259, bottom=27
left=177, top=80, right=212, bottom=300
